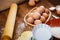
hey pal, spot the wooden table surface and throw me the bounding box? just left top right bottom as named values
left=0, top=0, right=60, bottom=40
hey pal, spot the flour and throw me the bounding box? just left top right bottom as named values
left=51, top=27, right=60, bottom=38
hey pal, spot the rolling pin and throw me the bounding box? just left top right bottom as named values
left=2, top=3, right=17, bottom=40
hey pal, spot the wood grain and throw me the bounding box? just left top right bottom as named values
left=0, top=0, right=26, bottom=11
left=0, top=0, right=60, bottom=40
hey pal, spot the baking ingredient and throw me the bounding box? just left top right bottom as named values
left=45, top=8, right=49, bottom=13
left=36, top=6, right=45, bottom=13
left=40, top=16, right=46, bottom=23
left=32, top=12, right=40, bottom=19
left=16, top=23, right=25, bottom=38
left=49, top=7, right=56, bottom=11
left=2, top=3, right=17, bottom=40
left=26, top=6, right=50, bottom=25
left=34, top=20, right=42, bottom=25
left=35, top=0, right=39, bottom=2
left=39, top=6, right=45, bottom=13
left=42, top=13, right=48, bottom=18
left=56, top=10, right=60, bottom=15
left=51, top=27, right=60, bottom=38
left=56, top=5, right=60, bottom=10
left=56, top=5, right=60, bottom=15
left=17, top=31, right=33, bottom=40
left=27, top=17, right=34, bottom=23
left=40, top=6, right=45, bottom=10
left=36, top=7, right=41, bottom=13
left=29, top=13, right=34, bottom=17
left=28, top=0, right=35, bottom=6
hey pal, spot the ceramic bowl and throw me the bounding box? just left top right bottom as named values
left=46, top=19, right=60, bottom=39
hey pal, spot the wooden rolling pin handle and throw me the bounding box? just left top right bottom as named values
left=2, top=3, right=17, bottom=40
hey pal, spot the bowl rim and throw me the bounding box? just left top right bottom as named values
left=24, top=7, right=52, bottom=27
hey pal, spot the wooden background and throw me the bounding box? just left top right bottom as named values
left=0, top=0, right=60, bottom=40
